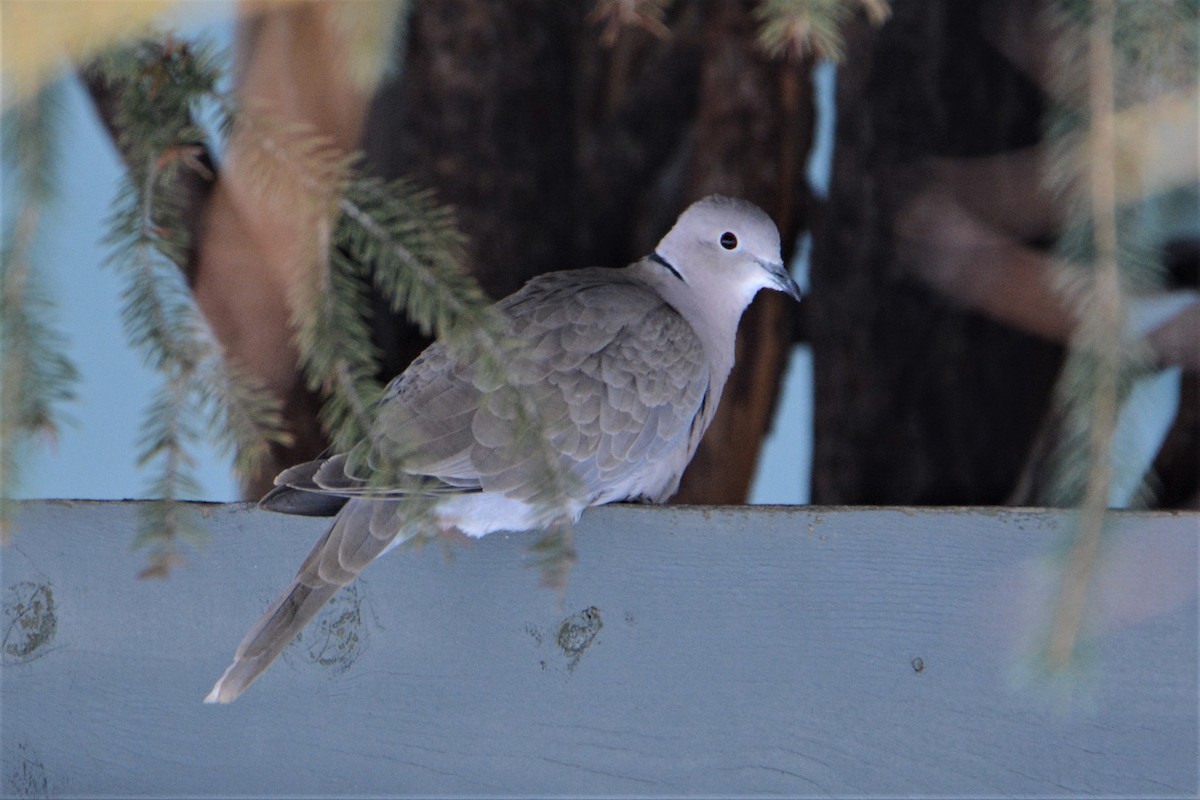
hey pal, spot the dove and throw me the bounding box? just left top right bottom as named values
left=205, top=194, right=800, bottom=703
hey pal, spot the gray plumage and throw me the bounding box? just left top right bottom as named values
left=205, top=195, right=799, bottom=703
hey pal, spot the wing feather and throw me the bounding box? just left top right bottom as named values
left=266, top=267, right=711, bottom=511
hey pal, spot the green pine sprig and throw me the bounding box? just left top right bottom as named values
left=9, top=21, right=591, bottom=586
left=338, top=178, right=585, bottom=575
left=227, top=101, right=584, bottom=583
left=96, top=38, right=290, bottom=576
left=0, top=83, right=79, bottom=541
left=755, top=0, right=890, bottom=62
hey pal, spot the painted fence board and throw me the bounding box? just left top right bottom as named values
left=2, top=501, right=1197, bottom=797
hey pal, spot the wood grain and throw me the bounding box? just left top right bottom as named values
left=3, top=502, right=1196, bottom=797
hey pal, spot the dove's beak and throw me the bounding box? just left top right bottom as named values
left=761, top=260, right=802, bottom=301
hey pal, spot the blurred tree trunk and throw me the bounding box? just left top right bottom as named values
left=1149, top=243, right=1200, bottom=509
left=359, top=0, right=811, bottom=505
left=809, top=0, right=1198, bottom=507
left=89, top=0, right=812, bottom=500
left=809, top=0, right=1065, bottom=505
left=86, top=0, right=1195, bottom=508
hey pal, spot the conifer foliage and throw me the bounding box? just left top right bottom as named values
left=90, top=40, right=293, bottom=576
left=2, top=16, right=601, bottom=579
left=1, top=2, right=883, bottom=580
left=9, top=0, right=1191, bottom=641
left=1, top=86, right=78, bottom=542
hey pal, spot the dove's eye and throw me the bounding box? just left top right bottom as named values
left=719, top=231, right=738, bottom=250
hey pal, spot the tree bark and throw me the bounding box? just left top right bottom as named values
left=669, top=0, right=811, bottom=503
left=809, top=0, right=1197, bottom=507
left=85, top=1, right=812, bottom=502
left=809, top=1, right=1066, bottom=505
left=360, top=0, right=811, bottom=504
left=83, top=1, right=1195, bottom=508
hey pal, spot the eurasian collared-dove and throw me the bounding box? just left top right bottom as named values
left=205, top=195, right=800, bottom=703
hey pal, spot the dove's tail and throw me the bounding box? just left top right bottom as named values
left=205, top=498, right=406, bottom=703
left=204, top=569, right=343, bottom=703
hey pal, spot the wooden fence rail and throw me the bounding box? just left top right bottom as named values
left=2, top=501, right=1197, bottom=797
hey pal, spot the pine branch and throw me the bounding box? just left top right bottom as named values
left=198, top=359, right=292, bottom=481
left=301, top=242, right=383, bottom=451
left=528, top=520, right=579, bottom=592
left=23, top=24, right=585, bottom=585
left=226, top=100, right=583, bottom=582
left=755, top=0, right=890, bottom=62
left=1033, top=0, right=1197, bottom=675
left=340, top=184, right=585, bottom=583
left=336, top=179, right=584, bottom=580
left=95, top=39, right=290, bottom=576
left=82, top=52, right=219, bottom=287
left=0, top=85, right=79, bottom=541
left=338, top=179, right=486, bottom=343
left=108, top=164, right=212, bottom=575
left=211, top=102, right=376, bottom=449
left=1044, top=0, right=1122, bottom=673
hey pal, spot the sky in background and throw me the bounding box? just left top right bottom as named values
left=16, top=70, right=242, bottom=502
left=11, top=15, right=834, bottom=506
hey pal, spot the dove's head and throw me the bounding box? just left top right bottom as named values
left=653, top=195, right=800, bottom=310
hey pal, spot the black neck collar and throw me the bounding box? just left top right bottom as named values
left=648, top=251, right=684, bottom=282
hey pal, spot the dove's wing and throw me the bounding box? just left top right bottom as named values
left=210, top=195, right=796, bottom=703
left=208, top=269, right=711, bottom=703
left=266, top=267, right=712, bottom=510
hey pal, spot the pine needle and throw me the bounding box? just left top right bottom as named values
left=10, top=23, right=587, bottom=586
left=755, top=0, right=890, bottom=62
left=96, top=39, right=290, bottom=576
left=219, top=92, right=582, bottom=584
left=1036, top=0, right=1195, bottom=674
left=336, top=179, right=584, bottom=579
left=0, top=84, right=79, bottom=542
left=1046, top=0, right=1123, bottom=671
